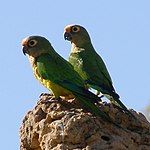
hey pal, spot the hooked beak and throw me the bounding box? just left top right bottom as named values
left=22, top=46, right=28, bottom=55
left=64, top=32, right=72, bottom=41
left=21, top=38, right=29, bottom=55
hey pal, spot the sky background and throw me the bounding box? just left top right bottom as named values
left=0, top=0, right=150, bottom=149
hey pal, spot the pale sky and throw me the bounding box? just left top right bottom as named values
left=0, top=0, right=150, bottom=149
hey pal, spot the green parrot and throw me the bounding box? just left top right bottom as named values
left=21, top=35, right=112, bottom=121
left=64, top=24, right=134, bottom=117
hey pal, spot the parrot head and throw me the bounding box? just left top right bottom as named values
left=64, top=24, right=91, bottom=46
left=21, top=36, right=52, bottom=57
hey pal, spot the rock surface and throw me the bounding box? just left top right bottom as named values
left=20, top=94, right=150, bottom=150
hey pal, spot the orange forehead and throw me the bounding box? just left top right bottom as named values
left=21, top=37, right=29, bottom=46
left=64, top=24, right=74, bottom=32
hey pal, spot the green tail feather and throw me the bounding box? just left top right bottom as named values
left=75, top=94, right=130, bottom=131
left=74, top=94, right=111, bottom=121
left=112, top=96, right=136, bottom=119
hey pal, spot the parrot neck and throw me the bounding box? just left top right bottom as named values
left=71, top=42, right=94, bottom=54
left=27, top=55, right=41, bottom=81
left=71, top=43, right=85, bottom=53
left=27, top=55, right=36, bottom=67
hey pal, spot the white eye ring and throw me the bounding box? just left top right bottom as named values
left=72, top=26, right=80, bottom=33
left=28, top=39, right=37, bottom=47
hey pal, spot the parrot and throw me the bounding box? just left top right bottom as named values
left=21, top=35, right=113, bottom=121
left=64, top=24, right=135, bottom=118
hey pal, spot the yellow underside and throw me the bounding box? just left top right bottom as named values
left=33, top=65, right=74, bottom=98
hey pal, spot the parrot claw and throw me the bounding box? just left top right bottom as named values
left=49, top=96, right=62, bottom=102
left=37, top=95, right=61, bottom=104
left=64, top=32, right=72, bottom=41
left=39, top=93, right=52, bottom=98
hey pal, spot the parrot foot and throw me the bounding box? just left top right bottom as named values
left=37, top=96, right=61, bottom=104
left=37, top=93, right=54, bottom=104
left=39, top=93, right=53, bottom=98
left=50, top=96, right=62, bottom=102
left=60, top=95, right=75, bottom=100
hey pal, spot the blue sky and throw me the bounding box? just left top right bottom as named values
left=0, top=0, right=150, bottom=149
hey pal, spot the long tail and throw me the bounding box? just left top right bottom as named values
left=74, top=92, right=130, bottom=132
left=75, top=93, right=110, bottom=121
left=111, top=92, right=136, bottom=119
left=55, top=81, right=132, bottom=128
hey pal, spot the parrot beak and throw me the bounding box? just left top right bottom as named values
left=21, top=38, right=29, bottom=55
left=22, top=46, right=27, bottom=55
left=64, top=32, right=72, bottom=41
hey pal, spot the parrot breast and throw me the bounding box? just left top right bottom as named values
left=31, top=59, right=74, bottom=98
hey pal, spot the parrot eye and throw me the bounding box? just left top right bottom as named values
left=72, top=26, right=80, bottom=33
left=28, top=39, right=38, bottom=47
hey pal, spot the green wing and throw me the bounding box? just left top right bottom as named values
left=36, top=53, right=112, bottom=120
left=36, top=54, right=103, bottom=102
left=37, top=53, right=85, bottom=87
left=69, top=45, right=115, bottom=95
left=91, top=50, right=116, bottom=93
